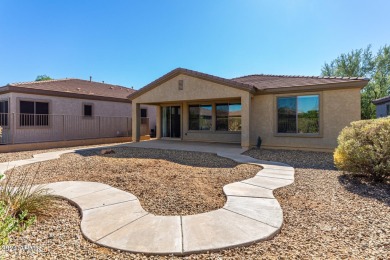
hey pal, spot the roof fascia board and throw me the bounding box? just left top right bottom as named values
left=254, top=80, right=368, bottom=95
left=0, top=86, right=131, bottom=103
left=128, top=69, right=255, bottom=100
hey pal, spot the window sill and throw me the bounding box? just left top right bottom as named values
left=187, top=130, right=241, bottom=134
left=274, top=133, right=323, bottom=138
left=17, top=126, right=52, bottom=129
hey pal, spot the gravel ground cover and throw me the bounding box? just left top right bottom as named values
left=3, top=148, right=389, bottom=259
left=7, top=147, right=259, bottom=215
left=0, top=143, right=125, bottom=163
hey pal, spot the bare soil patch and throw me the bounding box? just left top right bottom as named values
left=11, top=147, right=259, bottom=216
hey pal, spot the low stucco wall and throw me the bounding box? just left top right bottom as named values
left=250, top=88, right=361, bottom=151
left=0, top=136, right=150, bottom=153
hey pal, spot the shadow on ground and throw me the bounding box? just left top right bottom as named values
left=338, top=174, right=390, bottom=206
left=74, top=147, right=240, bottom=169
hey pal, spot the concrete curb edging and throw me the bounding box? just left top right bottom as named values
left=0, top=143, right=295, bottom=255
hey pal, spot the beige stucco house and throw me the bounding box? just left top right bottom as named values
left=129, top=68, right=368, bottom=152
left=0, top=79, right=156, bottom=145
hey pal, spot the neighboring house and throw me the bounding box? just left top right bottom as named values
left=0, top=79, right=156, bottom=144
left=372, top=95, right=390, bottom=118
left=129, top=68, right=369, bottom=151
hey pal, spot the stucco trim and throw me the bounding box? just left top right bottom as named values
left=128, top=68, right=256, bottom=100
left=0, top=86, right=132, bottom=103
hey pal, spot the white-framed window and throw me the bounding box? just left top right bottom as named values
left=83, top=104, right=93, bottom=117
left=0, top=100, right=9, bottom=127
left=216, top=103, right=242, bottom=131
left=189, top=104, right=212, bottom=130
left=277, top=95, right=320, bottom=134
left=141, top=108, right=147, bottom=118
left=19, top=100, right=49, bottom=127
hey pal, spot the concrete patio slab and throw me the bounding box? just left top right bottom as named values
left=223, top=182, right=275, bottom=198
left=71, top=187, right=138, bottom=210
left=81, top=200, right=148, bottom=242
left=98, top=214, right=182, bottom=255
left=256, top=171, right=295, bottom=180
left=241, top=176, right=294, bottom=190
left=224, top=196, right=283, bottom=228
left=1, top=140, right=296, bottom=255
left=182, top=208, right=279, bottom=253
left=44, top=181, right=112, bottom=199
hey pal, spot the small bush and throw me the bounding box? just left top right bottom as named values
left=0, top=201, right=35, bottom=246
left=334, top=117, right=390, bottom=181
left=0, top=168, right=55, bottom=245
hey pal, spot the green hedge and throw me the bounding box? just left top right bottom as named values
left=334, top=117, right=390, bottom=181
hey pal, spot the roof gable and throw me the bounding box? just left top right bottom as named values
left=128, top=68, right=256, bottom=100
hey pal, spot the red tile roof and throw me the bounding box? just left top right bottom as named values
left=2, top=78, right=135, bottom=101
left=129, top=68, right=369, bottom=100
left=231, top=74, right=369, bottom=90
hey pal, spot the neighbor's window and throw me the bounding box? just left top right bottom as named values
left=141, top=108, right=147, bottom=118
left=189, top=105, right=212, bottom=130
left=83, top=104, right=93, bottom=117
left=20, top=100, right=49, bottom=126
left=0, top=100, right=8, bottom=126
left=216, top=103, right=242, bottom=131
left=277, top=95, right=319, bottom=134
left=387, top=104, right=390, bottom=116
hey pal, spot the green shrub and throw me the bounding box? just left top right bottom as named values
left=0, top=168, right=55, bottom=245
left=1, top=169, right=54, bottom=217
left=334, top=117, right=390, bottom=181
left=0, top=201, right=35, bottom=246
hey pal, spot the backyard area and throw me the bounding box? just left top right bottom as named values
left=1, top=145, right=389, bottom=259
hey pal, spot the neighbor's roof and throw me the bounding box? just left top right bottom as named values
left=0, top=78, right=135, bottom=102
left=372, top=95, right=390, bottom=105
left=128, top=68, right=369, bottom=100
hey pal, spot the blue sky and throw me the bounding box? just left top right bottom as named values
left=1, top=0, right=389, bottom=89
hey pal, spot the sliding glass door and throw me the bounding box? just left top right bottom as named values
left=162, top=106, right=181, bottom=138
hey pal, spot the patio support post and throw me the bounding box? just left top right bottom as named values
left=156, top=105, right=161, bottom=139
left=241, top=92, right=252, bottom=148
left=132, top=102, right=141, bottom=142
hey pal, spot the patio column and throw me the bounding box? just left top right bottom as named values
left=132, top=102, right=141, bottom=142
left=156, top=105, right=161, bottom=139
left=241, top=92, right=252, bottom=148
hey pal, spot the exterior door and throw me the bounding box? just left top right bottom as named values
left=162, top=106, right=181, bottom=138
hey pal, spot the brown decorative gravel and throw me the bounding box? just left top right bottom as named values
left=8, top=147, right=260, bottom=216
left=3, top=148, right=389, bottom=259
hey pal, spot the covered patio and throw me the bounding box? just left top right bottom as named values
left=129, top=68, right=254, bottom=148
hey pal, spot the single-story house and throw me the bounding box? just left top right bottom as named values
left=372, top=95, right=390, bottom=118
left=0, top=78, right=156, bottom=145
left=129, top=68, right=369, bottom=151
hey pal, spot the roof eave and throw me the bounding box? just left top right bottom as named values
left=254, top=80, right=369, bottom=95
left=0, top=85, right=132, bottom=103
left=128, top=68, right=255, bottom=100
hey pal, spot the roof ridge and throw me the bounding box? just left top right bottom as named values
left=10, top=78, right=74, bottom=86
left=232, top=74, right=369, bottom=80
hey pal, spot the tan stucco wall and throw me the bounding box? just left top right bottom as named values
left=132, top=75, right=249, bottom=144
left=133, top=75, right=248, bottom=103
left=1, top=93, right=156, bottom=144
left=250, top=88, right=361, bottom=151
left=132, top=74, right=362, bottom=151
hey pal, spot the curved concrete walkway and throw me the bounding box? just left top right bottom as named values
left=0, top=141, right=294, bottom=255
